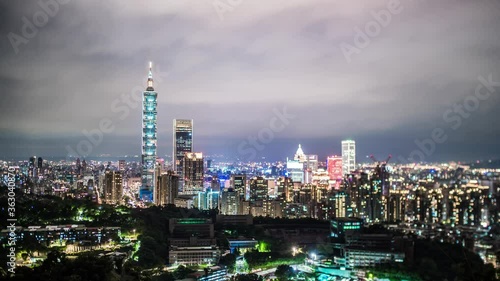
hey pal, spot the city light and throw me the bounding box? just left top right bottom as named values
left=1, top=2, right=498, bottom=280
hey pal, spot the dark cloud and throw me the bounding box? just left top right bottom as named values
left=1, top=0, right=499, bottom=161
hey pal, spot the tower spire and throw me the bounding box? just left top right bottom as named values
left=147, top=61, right=154, bottom=90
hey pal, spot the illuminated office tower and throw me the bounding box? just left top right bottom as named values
left=173, top=119, right=193, bottom=182
left=195, top=189, right=219, bottom=210
left=368, top=176, right=384, bottom=223
left=155, top=170, right=179, bottom=206
left=334, top=191, right=348, bottom=218
left=182, top=152, right=204, bottom=190
left=29, top=156, right=37, bottom=178
left=249, top=177, right=268, bottom=202
left=102, top=170, right=123, bottom=205
left=342, top=140, right=356, bottom=175
left=141, top=62, right=158, bottom=201
left=277, top=176, right=291, bottom=201
left=230, top=174, right=246, bottom=197
left=287, top=160, right=304, bottom=184
left=220, top=188, right=240, bottom=215
left=304, top=154, right=318, bottom=183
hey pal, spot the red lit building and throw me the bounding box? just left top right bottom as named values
left=327, top=156, right=343, bottom=189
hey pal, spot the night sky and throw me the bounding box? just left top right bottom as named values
left=1, top=0, right=500, bottom=162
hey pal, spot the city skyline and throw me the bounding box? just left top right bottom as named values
left=1, top=0, right=500, bottom=162
left=2, top=1, right=500, bottom=280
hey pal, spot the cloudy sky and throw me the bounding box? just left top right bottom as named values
left=1, top=0, right=499, bottom=162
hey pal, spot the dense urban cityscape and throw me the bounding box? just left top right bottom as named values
left=0, top=64, right=499, bottom=281
left=2, top=1, right=500, bottom=281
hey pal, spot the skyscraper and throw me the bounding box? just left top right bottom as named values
left=230, top=174, right=246, bottom=197
left=287, top=159, right=304, bottom=184
left=249, top=176, right=268, bottom=202
left=173, top=119, right=193, bottom=182
left=182, top=152, right=204, bottom=190
left=342, top=140, right=356, bottom=175
left=155, top=170, right=179, bottom=206
left=334, top=191, right=348, bottom=218
left=37, top=157, right=43, bottom=170
left=327, top=155, right=343, bottom=189
left=277, top=176, right=291, bottom=201
left=102, top=170, right=123, bottom=205
left=141, top=62, right=158, bottom=201
left=220, top=189, right=240, bottom=215
left=29, top=156, right=37, bottom=178
left=304, top=154, right=318, bottom=183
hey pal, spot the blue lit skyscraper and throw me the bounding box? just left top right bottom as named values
left=140, top=62, right=158, bottom=201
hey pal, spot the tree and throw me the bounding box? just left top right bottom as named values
left=135, top=247, right=163, bottom=268
left=152, top=272, right=175, bottom=281
left=173, top=265, right=195, bottom=280
left=232, top=273, right=263, bottom=281
left=275, top=264, right=295, bottom=281
left=219, top=253, right=236, bottom=273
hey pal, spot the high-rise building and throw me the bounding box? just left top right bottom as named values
left=286, top=160, right=304, bottom=184
left=230, top=174, right=246, bottom=197
left=304, top=154, right=318, bottom=183
left=249, top=176, right=268, bottom=202
left=334, top=191, right=348, bottom=218
left=37, top=157, right=43, bottom=170
left=195, top=189, right=219, bottom=210
left=28, top=156, right=37, bottom=178
left=75, top=157, right=81, bottom=176
left=141, top=62, right=158, bottom=201
left=119, top=160, right=126, bottom=172
left=327, top=155, right=343, bottom=189
left=294, top=144, right=306, bottom=163
left=102, top=170, right=123, bottom=205
left=173, top=119, right=193, bottom=181
left=155, top=170, right=179, bottom=206
left=263, top=200, right=283, bottom=218
left=220, top=189, right=240, bottom=215
left=277, top=176, right=291, bottom=201
left=342, top=140, right=356, bottom=175
left=183, top=152, right=203, bottom=190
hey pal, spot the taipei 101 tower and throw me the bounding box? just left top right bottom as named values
left=140, top=62, right=158, bottom=201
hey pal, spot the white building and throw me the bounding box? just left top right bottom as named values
left=341, top=140, right=356, bottom=175
left=287, top=160, right=304, bottom=184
